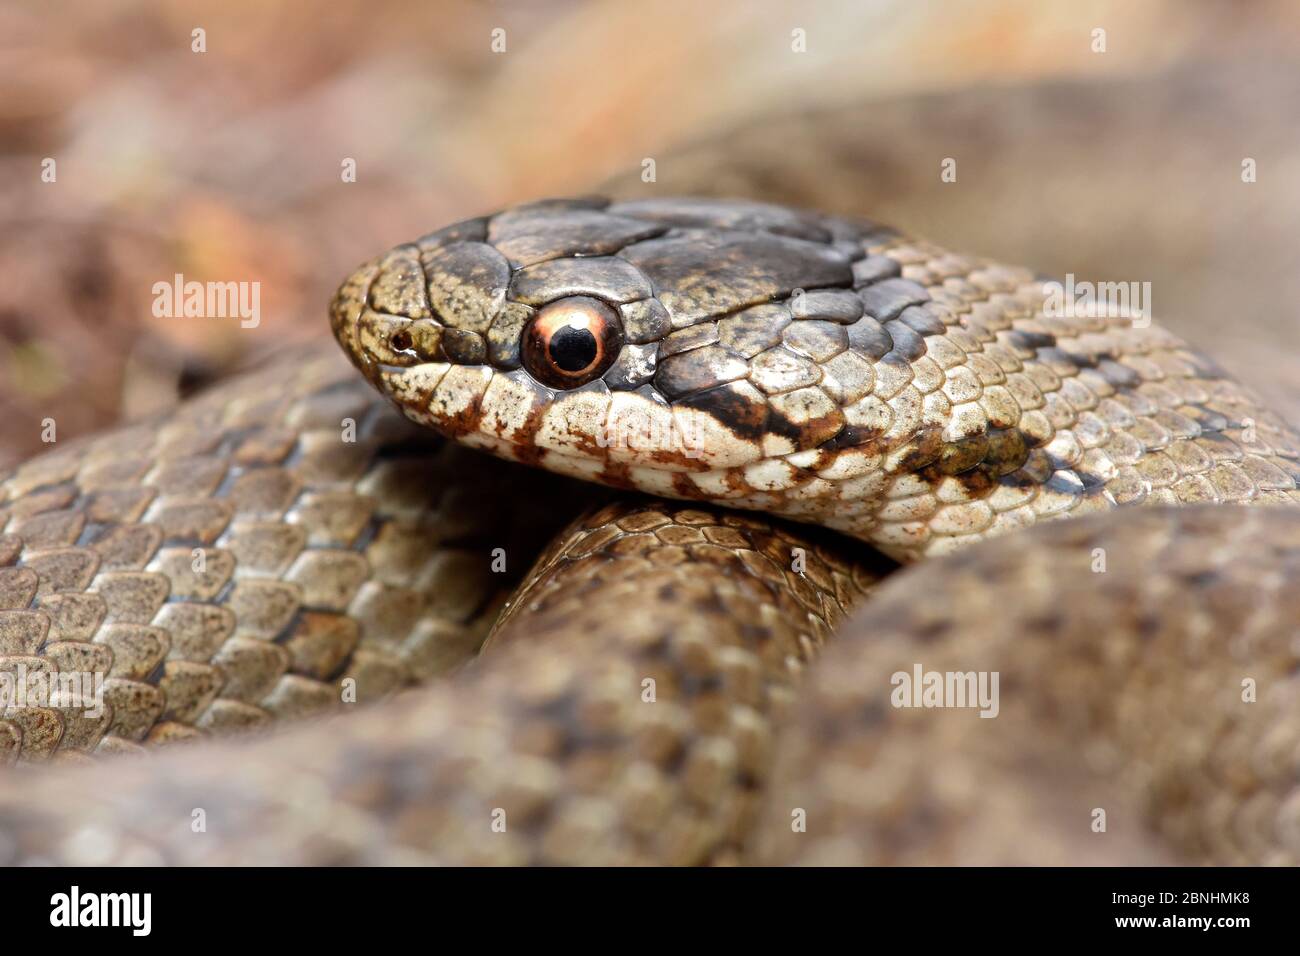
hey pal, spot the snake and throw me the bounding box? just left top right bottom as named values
left=2, top=98, right=1300, bottom=868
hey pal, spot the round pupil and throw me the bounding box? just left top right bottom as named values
left=548, top=324, right=598, bottom=373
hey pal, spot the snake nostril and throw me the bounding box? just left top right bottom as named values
left=390, top=330, right=413, bottom=353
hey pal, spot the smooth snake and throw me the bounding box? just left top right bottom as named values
left=1, top=99, right=1299, bottom=866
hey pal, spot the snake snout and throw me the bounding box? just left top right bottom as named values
left=329, top=249, right=441, bottom=385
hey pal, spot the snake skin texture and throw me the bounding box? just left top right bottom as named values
left=0, top=499, right=883, bottom=864
left=1, top=193, right=1298, bottom=865
left=0, top=347, right=581, bottom=761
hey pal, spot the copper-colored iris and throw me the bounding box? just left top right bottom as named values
left=522, top=295, right=624, bottom=388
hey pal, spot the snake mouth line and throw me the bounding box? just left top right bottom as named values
left=374, top=356, right=771, bottom=473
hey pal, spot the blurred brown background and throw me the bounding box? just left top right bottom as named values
left=2, top=0, right=1298, bottom=468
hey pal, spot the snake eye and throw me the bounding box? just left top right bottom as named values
left=522, top=295, right=624, bottom=388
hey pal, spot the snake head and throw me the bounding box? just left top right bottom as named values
left=331, top=195, right=888, bottom=474
left=330, top=195, right=1043, bottom=554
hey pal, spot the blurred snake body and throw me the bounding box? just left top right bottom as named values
left=2, top=193, right=1299, bottom=865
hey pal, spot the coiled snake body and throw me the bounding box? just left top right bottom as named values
left=1, top=195, right=1298, bottom=866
